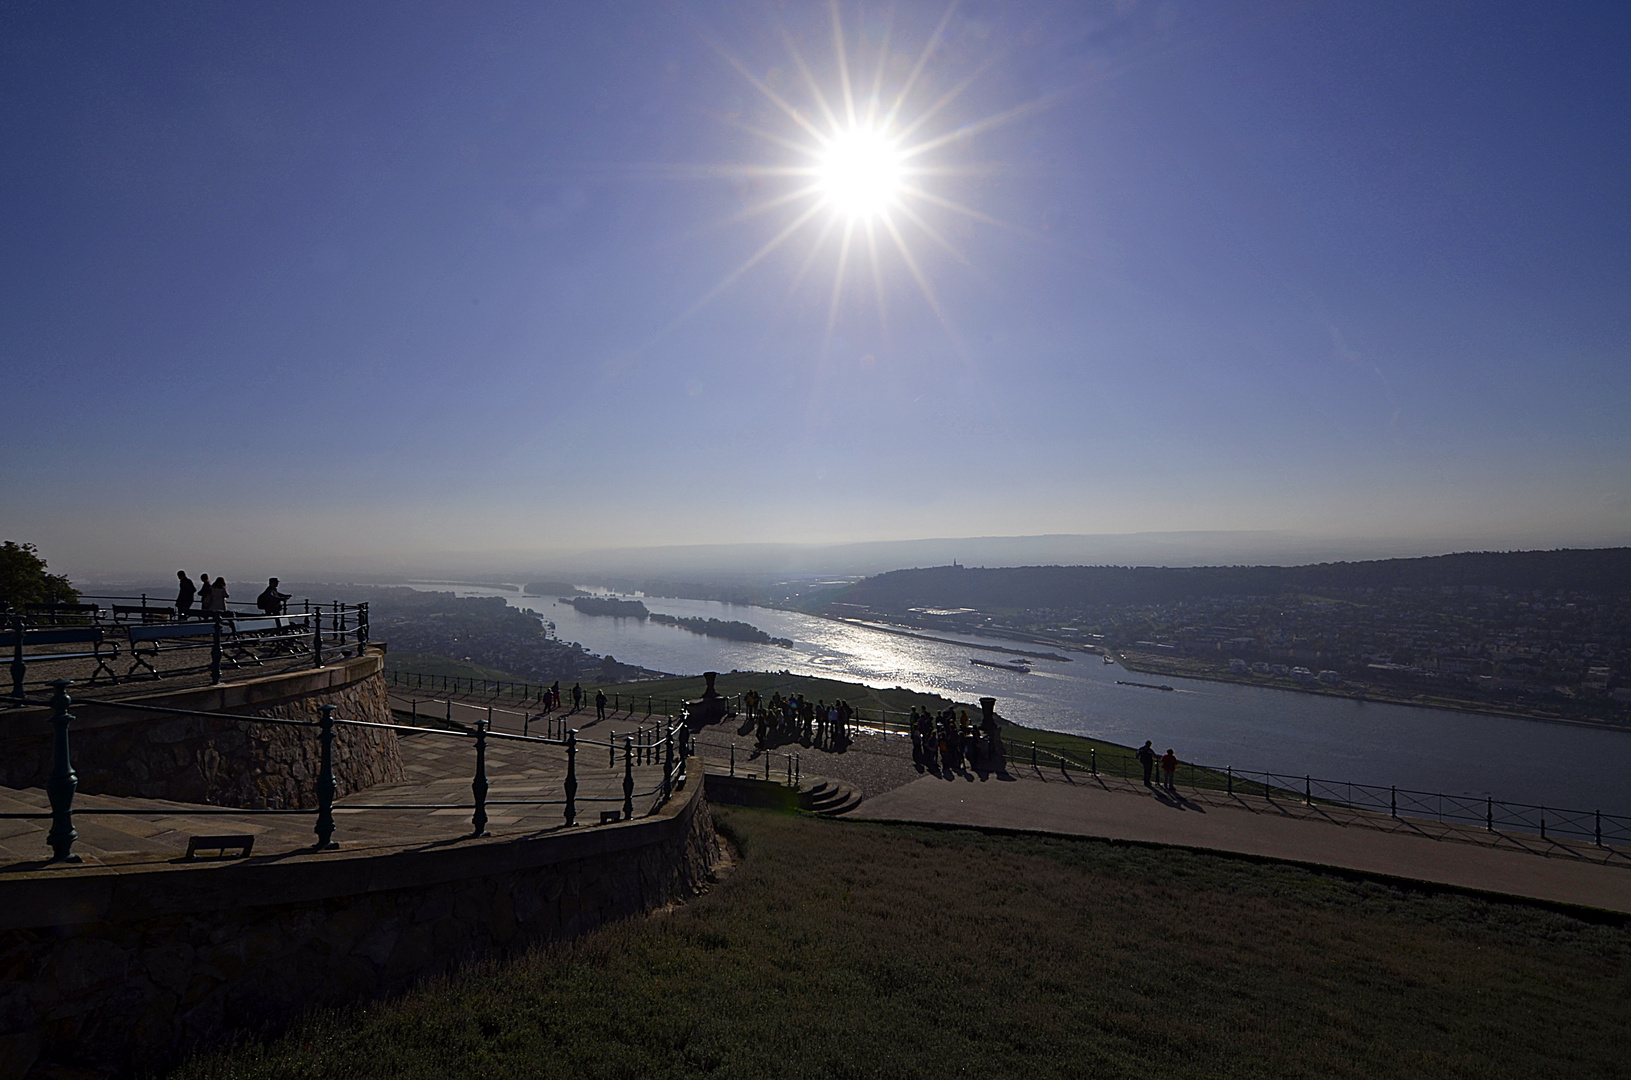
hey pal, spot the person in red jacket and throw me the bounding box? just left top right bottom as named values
left=1160, top=748, right=1178, bottom=792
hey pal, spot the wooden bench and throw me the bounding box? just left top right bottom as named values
left=126, top=614, right=318, bottom=678
left=221, top=614, right=313, bottom=664
left=112, top=604, right=176, bottom=623
left=23, top=602, right=102, bottom=624
left=6, top=625, right=121, bottom=695
left=125, top=621, right=220, bottom=678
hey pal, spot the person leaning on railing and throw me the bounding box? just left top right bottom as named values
left=257, top=577, right=291, bottom=615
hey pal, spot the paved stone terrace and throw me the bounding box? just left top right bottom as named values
left=0, top=726, right=670, bottom=873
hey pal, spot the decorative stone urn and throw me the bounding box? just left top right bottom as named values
left=686, top=670, right=730, bottom=728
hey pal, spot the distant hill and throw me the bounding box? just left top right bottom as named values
left=826, top=548, right=1631, bottom=612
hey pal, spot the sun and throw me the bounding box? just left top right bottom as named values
left=817, top=125, right=903, bottom=221
left=655, top=4, right=1067, bottom=349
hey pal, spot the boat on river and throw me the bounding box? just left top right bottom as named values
left=971, top=657, right=1032, bottom=673
left=1117, top=679, right=1174, bottom=691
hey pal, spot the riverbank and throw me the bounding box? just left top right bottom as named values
left=1113, top=649, right=1631, bottom=735
left=831, top=617, right=1074, bottom=662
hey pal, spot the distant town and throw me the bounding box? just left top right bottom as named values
left=812, top=551, right=1631, bottom=727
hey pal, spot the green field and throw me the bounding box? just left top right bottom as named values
left=172, top=807, right=1629, bottom=1079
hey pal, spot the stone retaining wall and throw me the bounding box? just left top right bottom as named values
left=0, top=773, right=719, bottom=1078
left=0, top=652, right=404, bottom=808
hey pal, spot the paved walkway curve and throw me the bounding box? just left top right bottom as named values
left=857, top=767, right=1631, bottom=915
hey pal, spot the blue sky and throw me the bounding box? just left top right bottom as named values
left=3, top=2, right=1628, bottom=576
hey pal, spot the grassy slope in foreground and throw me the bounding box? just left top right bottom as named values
left=173, top=809, right=1629, bottom=1080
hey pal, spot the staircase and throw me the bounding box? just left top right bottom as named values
left=800, top=777, right=863, bottom=817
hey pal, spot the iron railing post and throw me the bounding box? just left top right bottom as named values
left=45, top=680, right=79, bottom=862
left=471, top=717, right=490, bottom=837
left=10, top=618, right=25, bottom=700
left=663, top=724, right=674, bottom=801
left=1487, top=797, right=1493, bottom=832
left=624, top=736, right=634, bottom=820
left=730, top=742, right=736, bottom=777
left=795, top=753, right=800, bottom=787
left=1596, top=810, right=1602, bottom=847
left=1540, top=808, right=1546, bottom=841
left=1390, top=786, right=1396, bottom=819
left=1305, top=775, right=1311, bottom=805
left=312, top=609, right=323, bottom=668
left=1091, top=747, right=1097, bottom=777
left=210, top=617, right=223, bottom=685
left=1227, top=766, right=1232, bottom=795
left=1031, top=741, right=1037, bottom=769
left=564, top=730, right=578, bottom=827
left=314, top=704, right=337, bottom=848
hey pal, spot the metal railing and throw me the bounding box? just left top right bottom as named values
left=0, top=679, right=695, bottom=864
left=384, top=669, right=939, bottom=739
left=1002, top=735, right=1631, bottom=849
left=386, top=667, right=708, bottom=720
left=691, top=738, right=802, bottom=789
left=6, top=596, right=370, bottom=699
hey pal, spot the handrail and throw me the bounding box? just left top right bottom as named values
left=7, top=600, right=371, bottom=699
left=7, top=680, right=696, bottom=860
left=1002, top=735, right=1631, bottom=847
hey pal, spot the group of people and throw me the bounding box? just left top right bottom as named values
left=1136, top=740, right=1182, bottom=792
left=743, top=691, right=856, bottom=749
left=909, top=706, right=999, bottom=774
left=174, top=571, right=290, bottom=617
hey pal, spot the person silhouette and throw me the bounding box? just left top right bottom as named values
left=1137, top=741, right=1156, bottom=786
left=176, top=571, right=196, bottom=617
left=257, top=577, right=290, bottom=615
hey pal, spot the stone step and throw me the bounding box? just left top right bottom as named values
left=802, top=780, right=862, bottom=817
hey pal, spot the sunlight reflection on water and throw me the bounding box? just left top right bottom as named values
left=406, top=586, right=1631, bottom=815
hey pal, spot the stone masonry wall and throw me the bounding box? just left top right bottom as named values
left=0, top=654, right=404, bottom=808
left=0, top=779, right=720, bottom=1079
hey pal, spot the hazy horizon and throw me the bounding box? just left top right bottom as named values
left=62, top=530, right=1631, bottom=591
left=5, top=4, right=1628, bottom=575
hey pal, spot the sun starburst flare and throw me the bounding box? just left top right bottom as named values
left=651, top=2, right=1069, bottom=352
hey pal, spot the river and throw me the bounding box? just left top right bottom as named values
left=400, top=585, right=1631, bottom=817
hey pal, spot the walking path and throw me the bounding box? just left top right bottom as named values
left=858, top=765, right=1631, bottom=914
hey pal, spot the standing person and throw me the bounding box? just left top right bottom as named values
left=197, top=574, right=214, bottom=614
left=210, top=577, right=229, bottom=612
left=1160, top=748, right=1178, bottom=792
left=1137, top=741, right=1156, bottom=786
left=595, top=688, right=607, bottom=722
left=175, top=571, right=196, bottom=617
left=571, top=682, right=582, bottom=711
